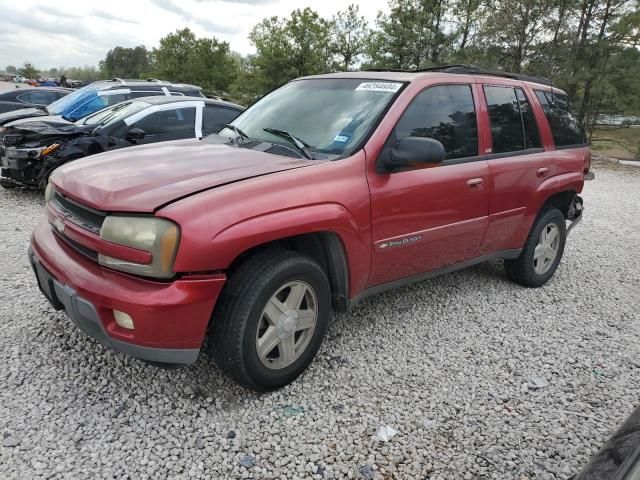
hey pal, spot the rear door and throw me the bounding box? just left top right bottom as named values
left=367, top=83, right=490, bottom=287
left=478, top=83, right=553, bottom=254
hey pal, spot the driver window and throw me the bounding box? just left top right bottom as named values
left=393, top=84, right=478, bottom=160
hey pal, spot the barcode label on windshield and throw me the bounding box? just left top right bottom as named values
left=355, top=82, right=402, bottom=93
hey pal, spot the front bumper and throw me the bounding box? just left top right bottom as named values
left=30, top=220, right=226, bottom=364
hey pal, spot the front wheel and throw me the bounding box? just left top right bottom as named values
left=505, top=207, right=567, bottom=287
left=211, top=250, right=330, bottom=391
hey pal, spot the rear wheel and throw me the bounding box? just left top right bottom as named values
left=505, top=207, right=566, bottom=287
left=211, top=250, right=330, bottom=391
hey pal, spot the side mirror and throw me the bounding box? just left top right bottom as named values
left=126, top=127, right=146, bottom=142
left=378, top=136, right=445, bottom=173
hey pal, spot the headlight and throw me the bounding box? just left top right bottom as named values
left=44, top=182, right=55, bottom=203
left=99, top=216, right=180, bottom=279
left=41, top=143, right=60, bottom=157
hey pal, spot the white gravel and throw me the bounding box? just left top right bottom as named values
left=1, top=163, right=639, bottom=479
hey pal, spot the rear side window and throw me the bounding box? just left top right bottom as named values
left=516, top=89, right=541, bottom=149
left=130, top=91, right=165, bottom=99
left=393, top=84, right=478, bottom=160
left=202, top=106, right=241, bottom=135
left=484, top=86, right=542, bottom=154
left=534, top=90, right=586, bottom=147
left=132, top=107, right=196, bottom=135
left=17, top=91, right=60, bottom=105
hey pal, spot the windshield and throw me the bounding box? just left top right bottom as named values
left=78, top=100, right=149, bottom=128
left=219, top=78, right=404, bottom=158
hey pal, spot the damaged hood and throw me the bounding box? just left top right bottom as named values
left=5, top=118, right=90, bottom=137
left=52, top=138, right=318, bottom=212
left=0, top=107, right=47, bottom=126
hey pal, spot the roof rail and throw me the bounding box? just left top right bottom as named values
left=146, top=78, right=161, bottom=83
left=365, top=64, right=553, bottom=86
left=111, top=77, right=126, bottom=84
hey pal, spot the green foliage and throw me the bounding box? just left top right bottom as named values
left=5, top=65, right=17, bottom=74
left=250, top=8, right=331, bottom=91
left=100, top=46, right=150, bottom=79
left=148, top=28, right=238, bottom=96
left=330, top=5, right=369, bottom=70
left=18, top=62, right=38, bottom=80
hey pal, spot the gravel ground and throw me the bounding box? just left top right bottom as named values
left=1, top=163, right=639, bottom=480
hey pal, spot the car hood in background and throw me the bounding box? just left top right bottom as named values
left=52, top=139, right=318, bottom=212
left=0, top=107, right=47, bottom=126
left=5, top=118, right=89, bottom=137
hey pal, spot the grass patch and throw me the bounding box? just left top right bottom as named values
left=590, top=126, right=640, bottom=160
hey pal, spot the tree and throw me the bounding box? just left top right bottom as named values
left=5, top=65, right=17, bottom=74
left=330, top=4, right=369, bottom=70
left=249, top=8, right=331, bottom=91
left=18, top=62, right=38, bottom=79
left=365, top=0, right=451, bottom=70
left=153, top=28, right=198, bottom=83
left=100, top=46, right=150, bottom=79
left=151, top=28, right=238, bottom=96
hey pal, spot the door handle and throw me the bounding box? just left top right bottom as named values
left=466, top=178, right=484, bottom=190
left=536, top=167, right=550, bottom=178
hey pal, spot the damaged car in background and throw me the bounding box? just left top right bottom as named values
left=0, top=96, right=243, bottom=189
left=0, top=78, right=205, bottom=126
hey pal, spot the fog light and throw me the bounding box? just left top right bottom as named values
left=113, top=310, right=135, bottom=330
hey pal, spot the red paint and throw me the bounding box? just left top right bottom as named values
left=32, top=71, right=588, bottom=353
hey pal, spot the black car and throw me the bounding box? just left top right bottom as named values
left=0, top=78, right=204, bottom=126
left=0, top=96, right=243, bottom=189
left=0, top=87, right=71, bottom=114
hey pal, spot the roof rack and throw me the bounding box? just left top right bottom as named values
left=365, top=64, right=553, bottom=86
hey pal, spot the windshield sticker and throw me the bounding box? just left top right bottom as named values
left=355, top=82, right=402, bottom=93
left=333, top=134, right=350, bottom=143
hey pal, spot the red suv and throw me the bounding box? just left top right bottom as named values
left=30, top=66, right=593, bottom=390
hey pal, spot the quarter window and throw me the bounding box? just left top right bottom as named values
left=393, top=84, right=478, bottom=160
left=534, top=90, right=586, bottom=147
left=131, top=107, right=196, bottom=136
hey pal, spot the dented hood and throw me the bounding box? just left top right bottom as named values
left=52, top=138, right=317, bottom=212
left=6, top=117, right=89, bottom=137
left=0, top=107, right=47, bottom=126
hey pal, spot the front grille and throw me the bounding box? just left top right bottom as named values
left=53, top=229, right=99, bottom=261
left=53, top=192, right=106, bottom=235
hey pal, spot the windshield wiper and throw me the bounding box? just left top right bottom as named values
left=263, top=127, right=314, bottom=159
left=224, top=123, right=250, bottom=144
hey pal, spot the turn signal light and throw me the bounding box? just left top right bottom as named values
left=113, top=310, right=135, bottom=330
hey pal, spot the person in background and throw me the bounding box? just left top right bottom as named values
left=59, top=74, right=67, bottom=88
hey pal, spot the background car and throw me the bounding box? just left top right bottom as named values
left=0, top=78, right=204, bottom=126
left=0, top=86, right=71, bottom=114
left=0, top=96, right=243, bottom=188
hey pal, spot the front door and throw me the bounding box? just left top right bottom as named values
left=367, top=83, right=490, bottom=287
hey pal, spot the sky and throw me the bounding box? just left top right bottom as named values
left=0, top=0, right=390, bottom=70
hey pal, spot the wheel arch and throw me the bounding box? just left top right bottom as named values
left=225, top=231, right=351, bottom=313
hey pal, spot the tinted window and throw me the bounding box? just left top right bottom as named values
left=105, top=93, right=128, bottom=106
left=534, top=90, right=586, bottom=146
left=484, top=86, right=524, bottom=153
left=18, top=91, right=59, bottom=105
left=516, top=88, right=541, bottom=149
left=132, top=107, right=196, bottom=135
left=393, top=84, right=478, bottom=160
left=130, top=91, right=165, bottom=99
left=203, top=106, right=241, bottom=135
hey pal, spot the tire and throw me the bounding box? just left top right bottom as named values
left=0, top=179, right=16, bottom=189
left=211, top=249, right=330, bottom=391
left=505, top=207, right=566, bottom=287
